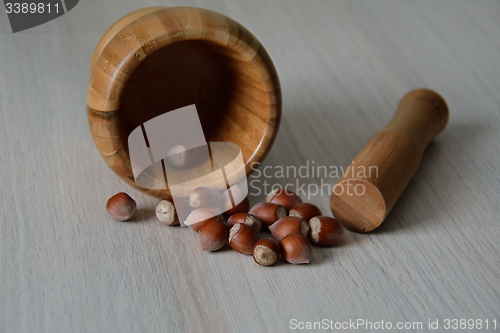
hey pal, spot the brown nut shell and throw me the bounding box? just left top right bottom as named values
left=189, top=186, right=222, bottom=209
left=222, top=196, right=250, bottom=219
left=269, top=216, right=310, bottom=241
left=253, top=238, right=280, bottom=266
left=308, top=216, right=345, bottom=246
left=185, top=207, right=223, bottom=232
left=289, top=203, right=322, bottom=221
left=265, top=188, right=302, bottom=212
left=106, top=192, right=136, bottom=221
left=222, top=185, right=250, bottom=219
left=227, top=213, right=262, bottom=232
left=198, top=218, right=229, bottom=251
left=249, top=202, right=287, bottom=228
left=280, top=233, right=313, bottom=264
left=172, top=197, right=192, bottom=222
left=228, top=223, right=260, bottom=255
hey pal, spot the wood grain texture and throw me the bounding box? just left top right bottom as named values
left=1, top=1, right=499, bottom=333
left=330, top=89, right=449, bottom=232
left=87, top=6, right=281, bottom=198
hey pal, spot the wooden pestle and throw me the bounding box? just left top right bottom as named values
left=330, top=89, right=449, bottom=232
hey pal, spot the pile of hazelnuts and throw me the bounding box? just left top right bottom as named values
left=106, top=187, right=345, bottom=266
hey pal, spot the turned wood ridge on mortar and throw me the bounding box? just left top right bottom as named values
left=87, top=7, right=282, bottom=198
left=330, top=89, right=449, bottom=233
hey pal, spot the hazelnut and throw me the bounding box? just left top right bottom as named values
left=189, top=186, right=222, bottom=209
left=106, top=192, right=136, bottom=221
left=280, top=233, right=313, bottom=264
left=249, top=202, right=287, bottom=229
left=308, top=216, right=345, bottom=246
left=184, top=207, right=223, bottom=232
left=221, top=185, right=250, bottom=219
left=253, top=238, right=280, bottom=266
left=265, top=188, right=302, bottom=212
left=198, top=218, right=229, bottom=251
left=228, top=223, right=260, bottom=255
left=171, top=197, right=192, bottom=222
left=155, top=198, right=180, bottom=226
left=166, top=144, right=199, bottom=168
left=289, top=203, right=322, bottom=221
left=227, top=213, right=262, bottom=232
left=222, top=196, right=250, bottom=219
left=269, top=216, right=310, bottom=241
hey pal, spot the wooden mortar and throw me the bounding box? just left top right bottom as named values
left=87, top=7, right=281, bottom=198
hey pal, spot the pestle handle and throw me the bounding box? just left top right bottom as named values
left=384, top=89, right=449, bottom=152
left=330, top=89, right=449, bottom=233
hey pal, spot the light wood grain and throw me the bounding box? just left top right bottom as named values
left=1, top=1, right=499, bottom=332
left=87, top=6, right=281, bottom=199
left=331, top=89, right=449, bottom=232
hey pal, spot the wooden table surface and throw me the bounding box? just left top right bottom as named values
left=1, top=1, right=499, bottom=332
